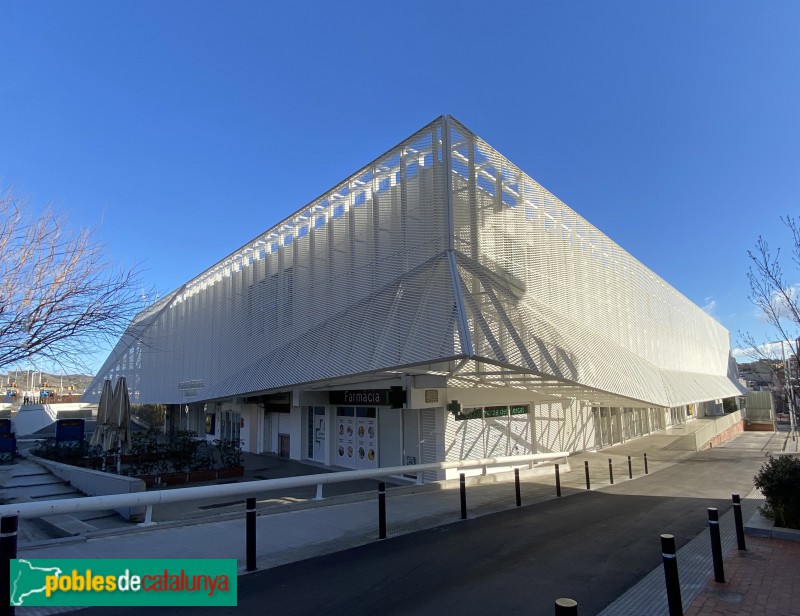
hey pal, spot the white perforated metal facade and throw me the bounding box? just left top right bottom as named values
left=85, top=116, right=741, bottom=411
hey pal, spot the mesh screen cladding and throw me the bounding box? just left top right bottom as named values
left=447, top=117, right=740, bottom=408
left=86, top=116, right=740, bottom=409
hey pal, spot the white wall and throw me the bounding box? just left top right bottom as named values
left=289, top=407, right=302, bottom=459
left=379, top=408, right=402, bottom=467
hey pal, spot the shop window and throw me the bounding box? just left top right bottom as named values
left=220, top=410, right=241, bottom=443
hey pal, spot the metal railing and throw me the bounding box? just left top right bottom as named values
left=0, top=452, right=569, bottom=526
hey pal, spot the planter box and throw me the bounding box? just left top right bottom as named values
left=138, top=474, right=160, bottom=487
left=188, top=469, right=218, bottom=482
left=125, top=453, right=164, bottom=464
left=159, top=471, right=188, bottom=485
left=217, top=466, right=245, bottom=479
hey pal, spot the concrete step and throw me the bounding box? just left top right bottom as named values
left=2, top=473, right=65, bottom=488
left=40, top=514, right=98, bottom=537
left=3, top=459, right=52, bottom=473
left=11, top=496, right=118, bottom=541
left=8, top=482, right=80, bottom=499
left=73, top=510, right=120, bottom=522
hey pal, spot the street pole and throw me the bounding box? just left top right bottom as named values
left=789, top=340, right=798, bottom=439
left=781, top=341, right=797, bottom=441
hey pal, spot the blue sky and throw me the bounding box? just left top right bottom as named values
left=1, top=1, right=798, bottom=371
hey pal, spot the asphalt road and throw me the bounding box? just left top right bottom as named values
left=71, top=443, right=767, bottom=616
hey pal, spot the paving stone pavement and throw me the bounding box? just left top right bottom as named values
left=598, top=487, right=766, bottom=615
left=684, top=535, right=800, bottom=616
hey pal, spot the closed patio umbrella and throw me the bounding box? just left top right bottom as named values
left=114, top=376, right=132, bottom=454
left=105, top=377, right=132, bottom=453
left=107, top=376, right=132, bottom=473
left=90, top=379, right=113, bottom=447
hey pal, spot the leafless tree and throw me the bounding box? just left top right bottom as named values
left=0, top=189, right=144, bottom=372
left=740, top=216, right=800, bottom=416
left=740, top=216, right=800, bottom=360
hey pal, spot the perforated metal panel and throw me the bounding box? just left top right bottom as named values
left=534, top=402, right=566, bottom=453
left=86, top=116, right=741, bottom=412
left=445, top=416, right=486, bottom=461
left=562, top=401, right=594, bottom=452
left=508, top=413, right=532, bottom=456
left=87, top=119, right=457, bottom=403
left=447, top=117, right=741, bottom=408
left=420, top=409, right=439, bottom=482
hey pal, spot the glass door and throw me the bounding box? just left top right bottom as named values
left=221, top=410, right=241, bottom=443
left=306, top=406, right=326, bottom=462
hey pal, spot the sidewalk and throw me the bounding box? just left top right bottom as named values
left=15, top=417, right=743, bottom=557
left=10, top=425, right=793, bottom=615
left=685, top=536, right=800, bottom=616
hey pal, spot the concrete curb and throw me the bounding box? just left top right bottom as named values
left=744, top=507, right=800, bottom=542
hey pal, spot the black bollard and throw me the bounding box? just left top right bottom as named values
left=1, top=515, right=19, bottom=616
left=608, top=458, right=614, bottom=484
left=644, top=452, right=649, bottom=474
left=555, top=463, right=562, bottom=497
left=514, top=468, right=521, bottom=507
left=460, top=473, right=467, bottom=520
left=378, top=482, right=387, bottom=539
left=246, top=497, right=257, bottom=572
left=661, top=534, right=683, bottom=616
left=584, top=460, right=591, bottom=490
left=708, top=508, right=725, bottom=583
left=554, top=597, right=578, bottom=615
left=628, top=455, right=633, bottom=479
left=732, top=494, right=746, bottom=551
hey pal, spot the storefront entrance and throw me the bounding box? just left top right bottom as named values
left=279, top=433, right=290, bottom=458
left=306, top=406, right=326, bottom=462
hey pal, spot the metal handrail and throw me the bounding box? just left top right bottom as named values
left=0, top=452, right=568, bottom=524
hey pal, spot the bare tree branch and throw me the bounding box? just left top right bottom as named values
left=740, top=216, right=800, bottom=416
left=741, top=216, right=800, bottom=362
left=0, top=189, right=146, bottom=372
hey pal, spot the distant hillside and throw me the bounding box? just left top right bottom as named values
left=1, top=370, right=94, bottom=395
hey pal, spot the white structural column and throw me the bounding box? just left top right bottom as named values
left=443, top=115, right=474, bottom=358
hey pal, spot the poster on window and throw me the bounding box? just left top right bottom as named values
left=336, top=417, right=345, bottom=465
left=336, top=416, right=355, bottom=466
left=355, top=417, right=378, bottom=469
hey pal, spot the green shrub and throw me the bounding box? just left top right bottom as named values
left=33, top=438, right=86, bottom=462
left=191, top=440, right=216, bottom=471
left=214, top=438, right=243, bottom=468
left=127, top=429, right=164, bottom=476
left=84, top=444, right=106, bottom=470
left=168, top=430, right=201, bottom=472
left=754, top=455, right=800, bottom=529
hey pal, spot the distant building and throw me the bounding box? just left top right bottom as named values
left=738, top=360, right=778, bottom=391
left=739, top=357, right=798, bottom=416
left=85, top=116, right=743, bottom=478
